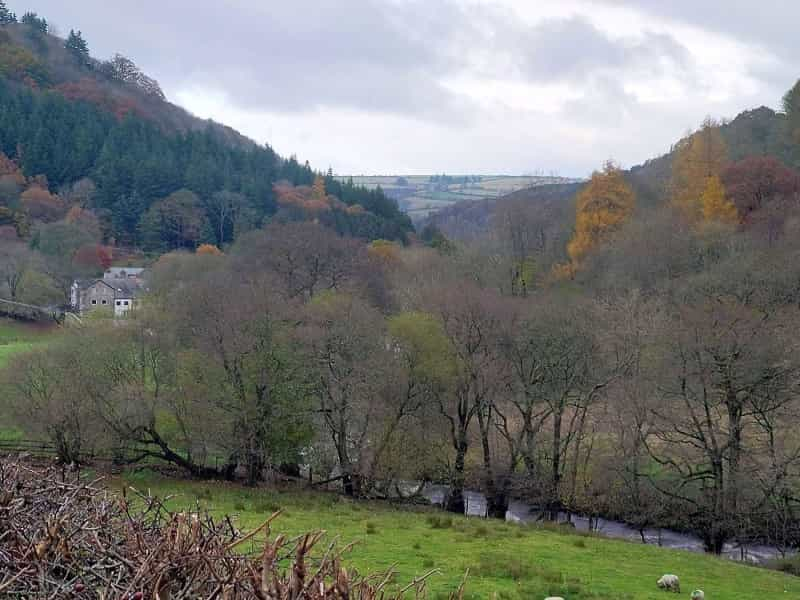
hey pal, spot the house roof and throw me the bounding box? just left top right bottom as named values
left=73, top=278, right=145, bottom=299
left=113, top=280, right=143, bottom=299
left=105, top=267, right=146, bottom=278
left=74, top=279, right=116, bottom=291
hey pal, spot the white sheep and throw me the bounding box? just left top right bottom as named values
left=690, top=591, right=705, bottom=600
left=657, top=573, right=681, bottom=593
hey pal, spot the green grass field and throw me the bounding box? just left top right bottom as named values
left=339, top=175, right=583, bottom=218
left=117, top=472, right=798, bottom=599
left=0, top=318, right=56, bottom=365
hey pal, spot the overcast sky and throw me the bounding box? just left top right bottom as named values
left=11, top=1, right=798, bottom=176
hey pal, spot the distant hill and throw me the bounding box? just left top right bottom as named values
left=341, top=174, right=582, bottom=220
left=0, top=17, right=412, bottom=247
left=0, top=21, right=255, bottom=149
left=629, top=106, right=791, bottom=207
left=425, top=105, right=795, bottom=241
left=424, top=182, right=581, bottom=241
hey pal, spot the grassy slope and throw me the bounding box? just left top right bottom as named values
left=119, top=473, right=798, bottom=600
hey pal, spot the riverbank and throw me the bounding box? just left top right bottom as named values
left=417, top=484, right=791, bottom=564
left=116, top=471, right=798, bottom=599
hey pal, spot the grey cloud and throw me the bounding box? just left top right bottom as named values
left=8, top=0, right=479, bottom=121
left=598, top=1, right=800, bottom=67
left=8, top=1, right=693, bottom=125
left=5, top=0, right=792, bottom=175
left=561, top=76, right=638, bottom=127
left=505, top=16, right=691, bottom=84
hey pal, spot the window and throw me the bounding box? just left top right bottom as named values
left=91, top=299, right=97, bottom=305
left=101, top=299, right=107, bottom=305
left=123, top=301, right=130, bottom=306
left=116, top=301, right=121, bottom=306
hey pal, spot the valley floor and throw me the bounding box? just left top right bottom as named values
left=117, top=472, right=797, bottom=600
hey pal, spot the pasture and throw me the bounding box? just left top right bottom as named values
left=340, top=175, right=583, bottom=218
left=117, top=472, right=798, bottom=600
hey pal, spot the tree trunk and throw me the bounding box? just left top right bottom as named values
left=548, top=410, right=563, bottom=520
left=478, top=409, right=507, bottom=519
left=446, top=433, right=468, bottom=514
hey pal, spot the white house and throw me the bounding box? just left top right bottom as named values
left=71, top=267, right=147, bottom=317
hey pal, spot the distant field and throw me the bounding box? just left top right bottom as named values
left=340, top=175, right=583, bottom=218
left=115, top=472, right=798, bottom=600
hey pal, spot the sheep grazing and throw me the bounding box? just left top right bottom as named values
left=691, top=591, right=705, bottom=600
left=657, top=574, right=681, bottom=593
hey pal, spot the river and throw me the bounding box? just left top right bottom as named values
left=413, top=484, right=792, bottom=564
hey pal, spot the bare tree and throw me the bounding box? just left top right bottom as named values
left=301, top=293, right=393, bottom=496
left=0, top=241, right=38, bottom=301
left=426, top=283, right=507, bottom=515
left=645, top=296, right=800, bottom=553
left=236, top=223, right=366, bottom=302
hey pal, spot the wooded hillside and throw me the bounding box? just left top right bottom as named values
left=0, top=10, right=411, bottom=257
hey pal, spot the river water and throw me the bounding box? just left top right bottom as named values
left=413, top=484, right=791, bottom=564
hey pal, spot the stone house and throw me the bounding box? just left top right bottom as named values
left=70, top=267, right=147, bottom=317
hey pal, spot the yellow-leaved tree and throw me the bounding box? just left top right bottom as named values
left=562, top=161, right=635, bottom=272
left=312, top=175, right=326, bottom=200
left=671, top=118, right=737, bottom=223
left=700, top=175, right=738, bottom=224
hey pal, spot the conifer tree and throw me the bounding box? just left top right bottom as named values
left=0, top=1, right=17, bottom=24
left=671, top=118, right=728, bottom=221
left=565, top=160, right=635, bottom=267
left=700, top=175, right=738, bottom=224
left=65, top=29, right=90, bottom=64
left=21, top=12, right=47, bottom=33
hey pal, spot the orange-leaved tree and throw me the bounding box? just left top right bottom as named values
left=562, top=161, right=635, bottom=272
left=196, top=243, right=222, bottom=256
left=20, top=185, right=66, bottom=222
left=670, top=118, right=736, bottom=223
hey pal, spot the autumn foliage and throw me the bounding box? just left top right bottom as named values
left=274, top=177, right=365, bottom=217
left=367, top=239, right=400, bottom=264
left=563, top=161, right=635, bottom=271
left=20, top=185, right=66, bottom=222
left=0, top=152, right=24, bottom=187
left=196, top=243, right=222, bottom=256
left=73, top=243, right=113, bottom=271
left=700, top=175, right=738, bottom=224
left=56, top=79, right=143, bottom=121
left=275, top=182, right=333, bottom=213
left=722, top=156, right=800, bottom=219
left=671, top=119, right=738, bottom=224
